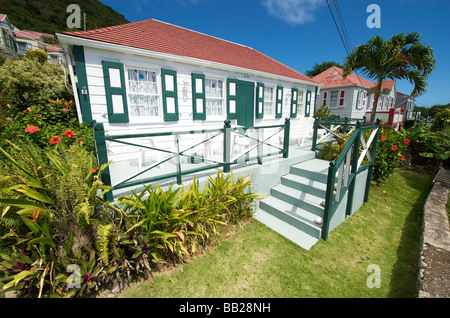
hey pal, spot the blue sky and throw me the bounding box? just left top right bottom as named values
left=99, top=0, right=450, bottom=107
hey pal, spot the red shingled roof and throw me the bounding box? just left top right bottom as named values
left=312, top=66, right=374, bottom=88
left=312, top=66, right=396, bottom=92
left=62, top=19, right=316, bottom=83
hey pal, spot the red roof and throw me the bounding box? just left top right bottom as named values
left=312, top=66, right=374, bottom=88
left=45, top=44, right=62, bottom=53
left=0, top=14, right=6, bottom=21
left=372, top=79, right=395, bottom=92
left=62, top=19, right=316, bottom=83
left=312, top=66, right=396, bottom=92
left=15, top=30, right=54, bottom=41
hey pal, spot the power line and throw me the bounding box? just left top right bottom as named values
left=325, top=0, right=349, bottom=55
left=333, top=0, right=352, bottom=52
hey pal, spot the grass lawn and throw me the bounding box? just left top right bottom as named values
left=115, top=168, right=433, bottom=298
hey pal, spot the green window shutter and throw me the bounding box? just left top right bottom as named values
left=290, top=88, right=298, bottom=118
left=275, top=86, right=283, bottom=118
left=192, top=73, right=206, bottom=120
left=227, top=78, right=238, bottom=120
left=161, top=69, right=179, bottom=121
left=73, top=46, right=92, bottom=123
left=102, top=61, right=129, bottom=123
left=305, top=90, right=312, bottom=117
left=256, top=82, right=264, bottom=119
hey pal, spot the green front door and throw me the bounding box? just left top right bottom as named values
left=236, top=80, right=255, bottom=128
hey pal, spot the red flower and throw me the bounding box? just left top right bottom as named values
left=63, top=129, right=76, bottom=139
left=391, top=145, right=398, bottom=151
left=403, top=139, right=410, bottom=145
left=381, top=135, right=386, bottom=141
left=25, top=126, right=39, bottom=134
left=49, top=136, right=61, bottom=145
left=401, top=156, right=405, bottom=161
left=91, top=167, right=98, bottom=173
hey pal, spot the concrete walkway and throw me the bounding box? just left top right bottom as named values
left=417, top=167, right=450, bottom=298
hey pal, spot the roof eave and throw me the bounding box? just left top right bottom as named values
left=57, top=33, right=320, bottom=87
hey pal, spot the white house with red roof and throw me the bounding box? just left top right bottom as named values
left=56, top=20, right=377, bottom=251
left=312, top=66, right=397, bottom=121
left=57, top=19, right=320, bottom=128
left=14, top=29, right=65, bottom=65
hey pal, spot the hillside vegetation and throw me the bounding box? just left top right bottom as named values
left=0, top=0, right=129, bottom=35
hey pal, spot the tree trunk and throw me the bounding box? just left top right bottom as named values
left=369, top=79, right=384, bottom=124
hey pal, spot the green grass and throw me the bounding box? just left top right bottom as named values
left=115, top=169, right=433, bottom=298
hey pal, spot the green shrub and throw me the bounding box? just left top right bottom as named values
left=0, top=57, right=72, bottom=108
left=24, top=49, right=48, bottom=65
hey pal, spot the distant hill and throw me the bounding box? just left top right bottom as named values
left=0, top=0, right=129, bottom=35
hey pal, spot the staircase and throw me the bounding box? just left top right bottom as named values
left=254, top=157, right=331, bottom=250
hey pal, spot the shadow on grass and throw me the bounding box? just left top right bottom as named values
left=388, top=170, right=434, bottom=297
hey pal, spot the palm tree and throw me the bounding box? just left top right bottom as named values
left=343, top=32, right=435, bottom=124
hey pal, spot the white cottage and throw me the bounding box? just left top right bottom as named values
left=57, top=19, right=320, bottom=192
left=57, top=20, right=379, bottom=250
left=312, top=66, right=397, bottom=122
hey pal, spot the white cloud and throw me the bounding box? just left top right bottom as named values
left=263, top=0, right=325, bottom=25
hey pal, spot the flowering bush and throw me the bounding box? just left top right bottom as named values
left=368, top=124, right=408, bottom=182
left=0, top=99, right=94, bottom=153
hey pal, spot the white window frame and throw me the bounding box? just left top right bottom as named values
left=263, top=85, right=276, bottom=118
left=329, top=90, right=339, bottom=108
left=125, top=65, right=162, bottom=122
left=205, top=76, right=226, bottom=120
left=297, top=89, right=305, bottom=116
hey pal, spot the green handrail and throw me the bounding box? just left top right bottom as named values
left=93, top=119, right=291, bottom=201
left=320, top=119, right=381, bottom=241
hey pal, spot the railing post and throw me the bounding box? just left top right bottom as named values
left=311, top=118, right=318, bottom=152
left=174, top=134, right=182, bottom=185
left=283, top=118, right=290, bottom=158
left=93, top=122, right=113, bottom=202
left=322, top=161, right=336, bottom=241
left=257, top=128, right=263, bottom=165
left=346, top=122, right=361, bottom=216
left=364, top=119, right=381, bottom=202
left=223, top=120, right=231, bottom=173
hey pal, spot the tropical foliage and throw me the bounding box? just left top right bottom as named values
left=0, top=140, right=258, bottom=297
left=343, top=32, right=436, bottom=124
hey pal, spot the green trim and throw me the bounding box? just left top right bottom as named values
left=227, top=78, right=238, bottom=120
left=305, top=89, right=312, bottom=118
left=93, top=122, right=113, bottom=202
left=102, top=61, right=129, bottom=123
left=255, top=82, right=264, bottom=119
left=161, top=69, right=179, bottom=121
left=236, top=80, right=254, bottom=128
left=313, top=87, right=318, bottom=117
left=73, top=46, right=93, bottom=123
left=275, top=86, right=283, bottom=118
left=290, top=88, right=298, bottom=118
left=191, top=73, right=206, bottom=120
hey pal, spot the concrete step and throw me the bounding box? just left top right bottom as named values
left=280, top=173, right=328, bottom=198
left=254, top=208, right=320, bottom=250
left=270, top=184, right=324, bottom=216
left=290, top=158, right=330, bottom=183
left=259, top=196, right=323, bottom=239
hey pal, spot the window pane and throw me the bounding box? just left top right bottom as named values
left=127, top=68, right=160, bottom=117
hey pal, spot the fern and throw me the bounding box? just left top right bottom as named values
left=96, top=224, right=113, bottom=265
